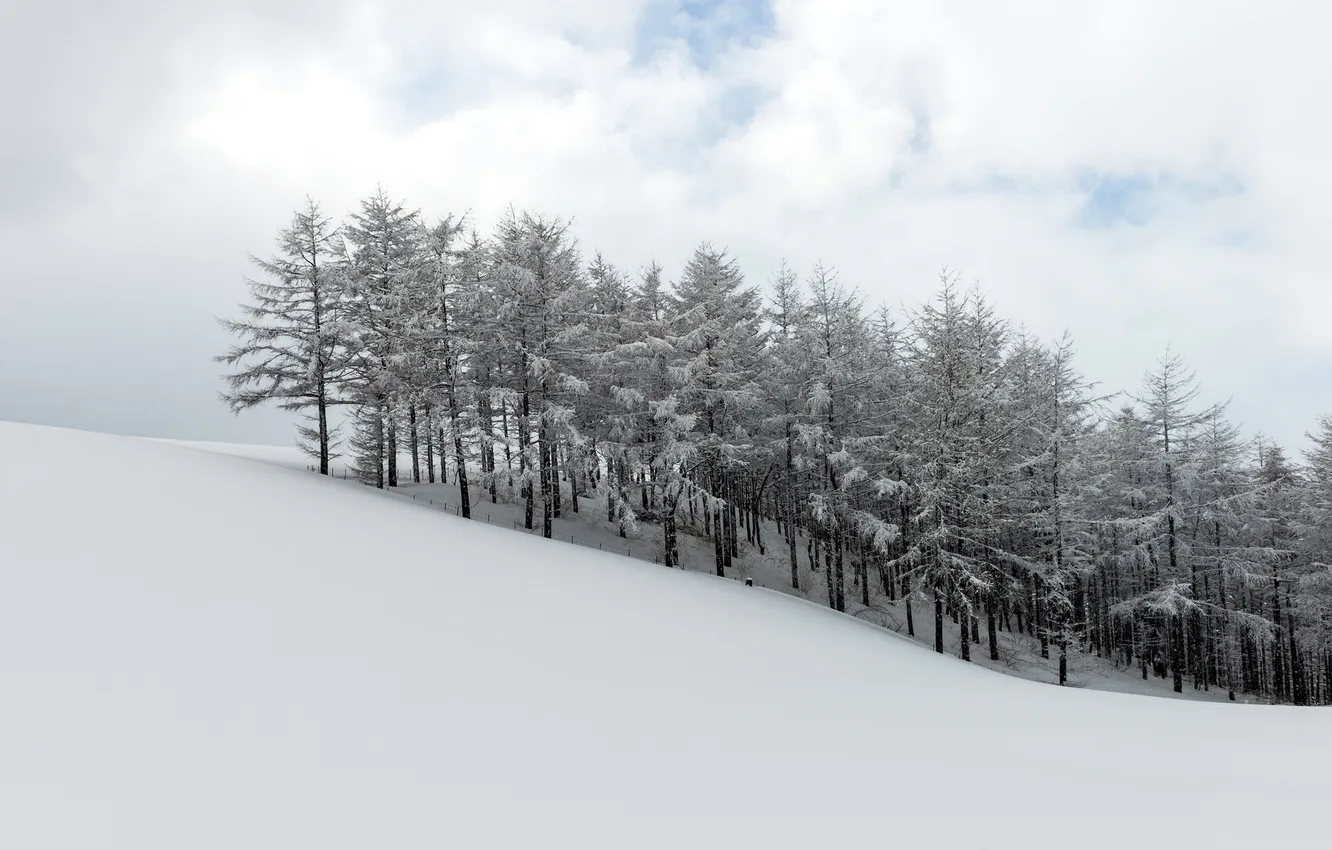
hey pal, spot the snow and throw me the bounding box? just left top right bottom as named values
left=3, top=421, right=1329, bottom=848
left=171, top=438, right=1253, bottom=702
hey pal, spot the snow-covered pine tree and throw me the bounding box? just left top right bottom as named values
left=762, top=261, right=810, bottom=590
left=1253, top=439, right=1304, bottom=701
left=1016, top=332, right=1100, bottom=683
left=339, top=188, right=422, bottom=489
left=1108, top=347, right=1217, bottom=691
left=488, top=209, right=591, bottom=539
left=414, top=212, right=476, bottom=517
left=1297, top=417, right=1332, bottom=702
left=798, top=262, right=896, bottom=613
left=1188, top=408, right=1272, bottom=699
left=585, top=251, right=640, bottom=536
left=217, top=197, right=350, bottom=474
left=597, top=261, right=706, bottom=566
left=898, top=273, right=1016, bottom=660
left=671, top=243, right=765, bottom=577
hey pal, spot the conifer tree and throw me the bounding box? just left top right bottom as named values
left=217, top=197, right=349, bottom=474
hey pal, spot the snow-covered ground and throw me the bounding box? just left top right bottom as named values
left=172, top=437, right=1250, bottom=703
left=3, top=422, right=1328, bottom=848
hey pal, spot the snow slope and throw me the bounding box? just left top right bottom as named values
left=174, top=438, right=1250, bottom=702
left=3, top=422, right=1328, bottom=848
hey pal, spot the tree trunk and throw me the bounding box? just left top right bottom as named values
left=409, top=404, right=420, bottom=483
left=387, top=404, right=399, bottom=487
left=373, top=400, right=386, bottom=490
left=959, top=592, right=971, bottom=662
left=520, top=379, right=533, bottom=531
left=1172, top=616, right=1185, bottom=694
left=568, top=444, right=580, bottom=514
left=439, top=426, right=449, bottom=484
left=453, top=417, right=470, bottom=520
left=662, top=489, right=679, bottom=567
left=540, top=421, right=553, bottom=539
left=425, top=403, right=436, bottom=484
left=836, top=533, right=846, bottom=612
left=551, top=437, right=562, bottom=519
left=987, top=594, right=999, bottom=661
left=317, top=393, right=330, bottom=475
left=713, top=501, right=726, bottom=577
left=787, top=490, right=800, bottom=590
left=934, top=588, right=944, bottom=654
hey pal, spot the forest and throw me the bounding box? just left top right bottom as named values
left=218, top=189, right=1332, bottom=706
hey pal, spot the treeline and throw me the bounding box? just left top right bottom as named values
left=218, top=189, right=1332, bottom=705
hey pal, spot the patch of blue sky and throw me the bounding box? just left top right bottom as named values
left=389, top=56, right=483, bottom=129
left=1074, top=169, right=1244, bottom=229
left=632, top=0, right=776, bottom=71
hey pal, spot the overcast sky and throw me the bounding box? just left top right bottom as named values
left=2, top=0, right=1328, bottom=453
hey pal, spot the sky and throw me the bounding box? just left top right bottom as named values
left=1, top=0, right=1329, bottom=453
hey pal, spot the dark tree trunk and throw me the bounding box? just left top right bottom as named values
left=424, top=403, right=436, bottom=484
left=934, top=589, right=944, bottom=654
left=787, top=491, right=800, bottom=590
left=1035, top=575, right=1049, bottom=659
left=987, top=594, right=999, bottom=661
left=1172, top=616, right=1185, bottom=694
left=959, top=592, right=971, bottom=662
left=453, top=419, right=470, bottom=520
left=551, top=437, right=562, bottom=519
left=520, top=380, right=533, bottom=530
left=1272, top=578, right=1286, bottom=702
left=409, top=404, right=420, bottom=483
left=753, top=497, right=765, bottom=555
left=567, top=444, right=580, bottom=514
left=713, top=500, right=726, bottom=578
left=438, top=426, right=449, bottom=483
left=618, top=460, right=629, bottom=539
left=540, top=422, right=553, bottom=540
left=860, top=551, right=870, bottom=608
left=317, top=393, right=330, bottom=475
left=834, top=531, right=846, bottom=613
left=373, top=401, right=386, bottom=490
left=387, top=405, right=399, bottom=487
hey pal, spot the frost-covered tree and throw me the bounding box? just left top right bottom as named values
left=339, top=188, right=421, bottom=489
left=414, top=212, right=475, bottom=516
left=671, top=243, right=765, bottom=576
left=488, top=209, right=590, bottom=539
left=217, top=197, right=349, bottom=474
left=899, top=274, right=1016, bottom=660
left=762, top=261, right=809, bottom=590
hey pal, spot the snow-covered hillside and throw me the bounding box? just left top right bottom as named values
left=3, top=422, right=1328, bottom=849
left=174, top=437, right=1252, bottom=703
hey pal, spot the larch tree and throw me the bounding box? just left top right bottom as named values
left=671, top=243, right=765, bottom=577
left=340, top=187, right=422, bottom=489
left=217, top=197, right=349, bottom=475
